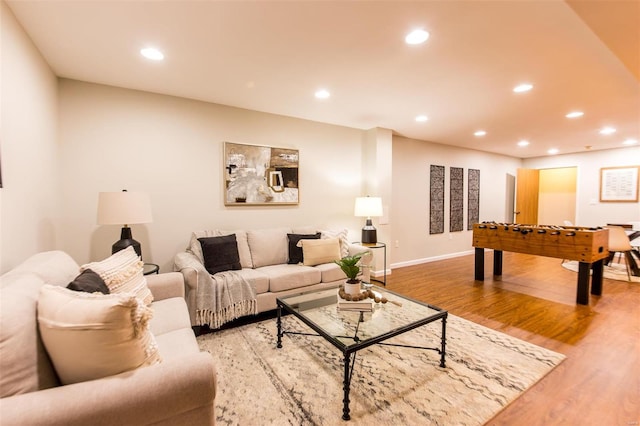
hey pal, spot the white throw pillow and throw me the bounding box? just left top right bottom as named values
left=320, top=228, right=350, bottom=258
left=37, top=285, right=161, bottom=385
left=80, top=246, right=153, bottom=305
left=299, top=238, right=342, bottom=266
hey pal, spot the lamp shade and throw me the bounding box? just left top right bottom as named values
left=354, top=196, right=383, bottom=218
left=97, top=191, right=153, bottom=225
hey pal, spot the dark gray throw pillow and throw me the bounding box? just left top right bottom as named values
left=287, top=232, right=321, bottom=264
left=67, top=269, right=110, bottom=294
left=198, top=234, right=242, bottom=275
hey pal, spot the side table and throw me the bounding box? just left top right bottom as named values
left=143, top=263, right=159, bottom=275
left=353, top=242, right=386, bottom=286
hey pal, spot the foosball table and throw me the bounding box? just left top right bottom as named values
left=472, top=222, right=609, bottom=305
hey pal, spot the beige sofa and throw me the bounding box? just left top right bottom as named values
left=174, top=227, right=367, bottom=327
left=0, top=251, right=217, bottom=425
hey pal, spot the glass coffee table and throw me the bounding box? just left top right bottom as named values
left=276, top=286, right=447, bottom=421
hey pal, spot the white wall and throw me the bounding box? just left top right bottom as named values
left=58, top=80, right=367, bottom=271
left=0, top=2, right=60, bottom=272
left=523, top=148, right=640, bottom=227
left=390, top=136, right=522, bottom=267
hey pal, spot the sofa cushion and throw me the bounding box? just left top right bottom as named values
left=67, top=269, right=109, bottom=294
left=37, top=285, right=162, bottom=385
left=314, top=262, right=347, bottom=283
left=234, top=268, right=270, bottom=294
left=299, top=238, right=342, bottom=266
left=247, top=228, right=291, bottom=268
left=287, top=233, right=321, bottom=264
left=0, top=274, right=60, bottom=397
left=154, top=328, right=200, bottom=361
left=198, top=235, right=242, bottom=275
left=80, top=247, right=153, bottom=306
left=2, top=250, right=80, bottom=284
left=257, top=264, right=321, bottom=293
left=189, top=230, right=253, bottom=269
left=320, top=228, right=350, bottom=258
left=149, top=297, right=193, bottom=336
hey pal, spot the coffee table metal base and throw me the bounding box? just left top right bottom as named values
left=276, top=305, right=447, bottom=421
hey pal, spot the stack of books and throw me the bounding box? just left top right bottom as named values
left=337, top=292, right=374, bottom=312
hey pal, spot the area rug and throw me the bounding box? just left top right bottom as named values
left=197, top=314, right=565, bottom=425
left=561, top=260, right=639, bottom=283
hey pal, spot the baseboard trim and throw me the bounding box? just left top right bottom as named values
left=390, top=250, right=474, bottom=270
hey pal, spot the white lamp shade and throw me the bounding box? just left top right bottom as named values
left=97, top=191, right=153, bottom=225
left=354, top=196, right=383, bottom=217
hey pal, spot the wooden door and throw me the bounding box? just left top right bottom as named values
left=515, top=168, right=539, bottom=225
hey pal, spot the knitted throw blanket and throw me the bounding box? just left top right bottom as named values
left=195, top=270, right=257, bottom=329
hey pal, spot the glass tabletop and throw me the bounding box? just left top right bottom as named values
left=277, top=286, right=446, bottom=351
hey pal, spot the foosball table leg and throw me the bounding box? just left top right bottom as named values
left=493, top=250, right=503, bottom=276
left=475, top=248, right=484, bottom=280
left=577, top=262, right=590, bottom=305
left=591, top=259, right=603, bottom=296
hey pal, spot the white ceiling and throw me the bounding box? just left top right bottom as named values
left=6, top=0, right=640, bottom=159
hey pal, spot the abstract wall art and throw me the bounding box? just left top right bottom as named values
left=224, top=142, right=299, bottom=205
left=430, top=165, right=445, bottom=234
left=449, top=167, right=464, bottom=232
left=468, top=168, right=480, bottom=229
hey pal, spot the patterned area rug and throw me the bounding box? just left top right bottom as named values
left=562, top=260, right=639, bottom=282
left=197, top=314, right=565, bottom=425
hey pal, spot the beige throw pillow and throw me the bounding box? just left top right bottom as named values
left=80, top=246, right=153, bottom=305
left=299, top=238, right=342, bottom=266
left=37, top=285, right=161, bottom=385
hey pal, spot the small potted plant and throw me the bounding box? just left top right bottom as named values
left=335, top=251, right=370, bottom=295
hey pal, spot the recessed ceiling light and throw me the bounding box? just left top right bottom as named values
left=405, top=29, right=429, bottom=45
left=140, top=47, right=164, bottom=61
left=517, top=140, right=530, bottom=147
left=548, top=148, right=559, bottom=155
left=315, top=89, right=330, bottom=99
left=599, top=126, right=616, bottom=135
left=566, top=111, right=584, bottom=118
left=474, top=130, right=487, bottom=137
left=623, top=138, right=638, bottom=146
left=513, top=83, right=533, bottom=93
left=415, top=115, right=428, bottom=122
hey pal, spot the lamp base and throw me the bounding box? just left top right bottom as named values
left=361, top=219, right=377, bottom=244
left=112, top=226, right=142, bottom=258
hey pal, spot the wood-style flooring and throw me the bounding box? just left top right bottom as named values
left=385, top=251, right=639, bottom=426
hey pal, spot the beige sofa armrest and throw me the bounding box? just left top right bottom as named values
left=174, top=251, right=208, bottom=293
left=0, top=352, right=217, bottom=426
left=146, top=272, right=185, bottom=301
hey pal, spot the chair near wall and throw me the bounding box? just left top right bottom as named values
left=605, top=226, right=634, bottom=281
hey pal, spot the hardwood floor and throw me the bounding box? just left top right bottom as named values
left=385, top=251, right=639, bottom=426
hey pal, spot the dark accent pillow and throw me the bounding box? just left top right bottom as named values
left=198, top=234, right=242, bottom=275
left=287, top=233, right=321, bottom=264
left=67, top=269, right=110, bottom=294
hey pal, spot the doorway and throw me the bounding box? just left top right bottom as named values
left=515, top=167, right=577, bottom=225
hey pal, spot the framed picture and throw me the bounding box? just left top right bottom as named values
left=223, top=142, right=299, bottom=205
left=599, top=166, right=639, bottom=202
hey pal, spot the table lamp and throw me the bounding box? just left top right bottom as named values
left=97, top=190, right=153, bottom=258
left=354, top=196, right=383, bottom=244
